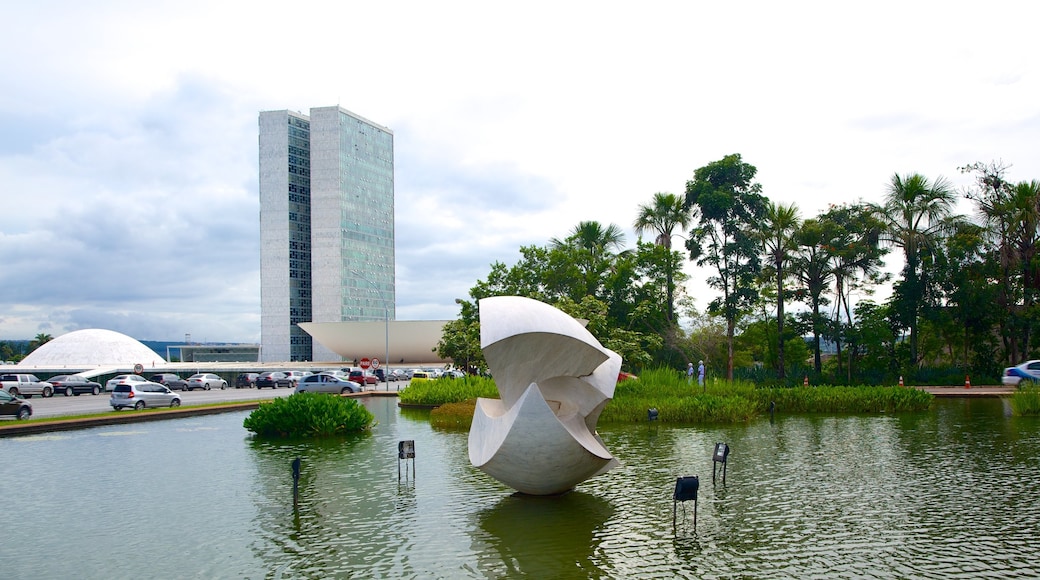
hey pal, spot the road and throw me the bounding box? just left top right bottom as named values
left=17, top=382, right=404, bottom=420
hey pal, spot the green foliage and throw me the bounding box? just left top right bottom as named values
left=242, top=392, right=374, bottom=438
left=398, top=376, right=499, bottom=406
left=430, top=399, right=478, bottom=430
left=1009, top=387, right=1040, bottom=416
left=401, top=367, right=932, bottom=427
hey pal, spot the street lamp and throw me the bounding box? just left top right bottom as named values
left=351, top=269, right=390, bottom=389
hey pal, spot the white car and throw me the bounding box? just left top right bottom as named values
left=106, top=374, right=152, bottom=392
left=186, top=373, right=228, bottom=390
left=1001, top=360, right=1040, bottom=387
left=295, top=374, right=361, bottom=394
left=283, top=370, right=313, bottom=386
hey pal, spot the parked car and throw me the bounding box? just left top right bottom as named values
left=319, top=370, right=350, bottom=379
left=410, top=371, right=433, bottom=382
left=110, top=382, right=181, bottom=411
left=295, top=374, right=361, bottom=394
left=347, top=370, right=378, bottom=386
left=235, top=373, right=260, bottom=388
left=373, top=368, right=386, bottom=382
left=442, top=369, right=465, bottom=379
left=1, top=373, right=54, bottom=398
left=105, top=374, right=152, bottom=392
left=149, top=373, right=189, bottom=391
left=186, top=373, right=228, bottom=390
left=283, top=370, right=313, bottom=386
left=1002, top=360, right=1040, bottom=387
left=47, top=375, right=102, bottom=396
left=0, top=390, right=32, bottom=420
left=387, top=369, right=406, bottom=382
left=255, top=371, right=292, bottom=389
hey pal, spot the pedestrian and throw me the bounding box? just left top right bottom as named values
left=686, top=362, right=695, bottom=383
left=697, top=360, right=705, bottom=386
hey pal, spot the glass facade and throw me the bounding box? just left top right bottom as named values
left=260, top=107, right=394, bottom=362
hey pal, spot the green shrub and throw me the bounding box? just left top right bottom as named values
left=398, top=376, right=499, bottom=406
left=430, top=399, right=478, bottom=430
left=1009, top=387, right=1040, bottom=416
left=243, top=392, right=374, bottom=437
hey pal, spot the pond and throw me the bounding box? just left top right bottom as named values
left=2, top=397, right=1039, bottom=578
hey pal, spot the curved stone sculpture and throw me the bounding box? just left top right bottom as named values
left=468, top=296, right=621, bottom=495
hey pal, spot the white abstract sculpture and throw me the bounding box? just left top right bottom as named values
left=468, top=296, right=621, bottom=495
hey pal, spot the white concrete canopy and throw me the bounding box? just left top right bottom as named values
left=469, top=296, right=621, bottom=495
left=298, top=320, right=450, bottom=364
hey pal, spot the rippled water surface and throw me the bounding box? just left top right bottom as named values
left=2, top=397, right=1039, bottom=578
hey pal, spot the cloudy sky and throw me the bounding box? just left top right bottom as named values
left=1, top=1, right=1037, bottom=343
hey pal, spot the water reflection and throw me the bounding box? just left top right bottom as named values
left=2, top=398, right=1039, bottom=578
left=474, top=492, right=614, bottom=578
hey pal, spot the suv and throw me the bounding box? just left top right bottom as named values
left=110, top=382, right=181, bottom=410
left=149, top=373, right=188, bottom=391
left=235, top=373, right=259, bottom=388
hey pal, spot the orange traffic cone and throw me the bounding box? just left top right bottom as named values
left=803, top=376, right=808, bottom=386
left=965, top=375, right=971, bottom=389
left=898, top=376, right=904, bottom=387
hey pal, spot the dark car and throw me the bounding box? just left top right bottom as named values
left=149, top=373, right=189, bottom=391
left=0, top=390, right=32, bottom=420
left=47, top=375, right=102, bottom=396
left=347, top=370, right=378, bottom=386
left=373, top=369, right=385, bottom=382
left=255, top=371, right=292, bottom=389
left=236, top=373, right=259, bottom=388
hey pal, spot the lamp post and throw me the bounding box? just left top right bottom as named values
left=351, top=270, right=390, bottom=389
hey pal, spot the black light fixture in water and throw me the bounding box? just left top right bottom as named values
left=672, top=475, right=699, bottom=530
left=648, top=407, right=659, bottom=422
left=398, top=440, right=415, bottom=481
left=712, top=442, right=730, bottom=484
left=291, top=457, right=301, bottom=507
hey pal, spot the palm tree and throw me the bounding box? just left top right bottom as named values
left=550, top=221, right=628, bottom=299
left=875, top=173, right=958, bottom=366
left=29, top=333, right=53, bottom=353
left=760, top=202, right=800, bottom=378
left=633, top=192, right=693, bottom=323
left=792, top=218, right=835, bottom=374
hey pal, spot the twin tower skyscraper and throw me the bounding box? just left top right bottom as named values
left=258, top=106, right=395, bottom=362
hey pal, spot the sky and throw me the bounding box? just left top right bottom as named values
left=1, top=1, right=1038, bottom=343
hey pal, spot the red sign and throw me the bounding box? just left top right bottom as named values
left=360, top=358, right=371, bottom=369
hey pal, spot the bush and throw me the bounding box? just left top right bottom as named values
left=243, top=392, right=374, bottom=437
left=1009, top=387, right=1040, bottom=416
left=430, top=399, right=478, bottom=430
left=398, top=376, right=499, bottom=406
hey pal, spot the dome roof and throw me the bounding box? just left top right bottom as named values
left=20, top=329, right=165, bottom=367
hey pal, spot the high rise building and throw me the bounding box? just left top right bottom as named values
left=259, top=106, right=395, bottom=362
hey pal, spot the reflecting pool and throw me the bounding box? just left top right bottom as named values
left=2, top=397, right=1039, bottom=578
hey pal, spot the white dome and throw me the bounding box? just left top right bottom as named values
left=20, top=329, right=165, bottom=367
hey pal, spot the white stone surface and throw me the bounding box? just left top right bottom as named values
left=19, top=329, right=165, bottom=367
left=469, top=296, right=621, bottom=495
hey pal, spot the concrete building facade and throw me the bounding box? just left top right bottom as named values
left=259, top=107, right=395, bottom=362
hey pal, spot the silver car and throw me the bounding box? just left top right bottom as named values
left=295, top=374, right=361, bottom=394
left=105, top=374, right=152, bottom=392
left=185, top=373, right=228, bottom=390
left=110, top=382, right=182, bottom=410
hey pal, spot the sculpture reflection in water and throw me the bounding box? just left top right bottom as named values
left=475, top=491, right=614, bottom=576
left=468, top=296, right=622, bottom=495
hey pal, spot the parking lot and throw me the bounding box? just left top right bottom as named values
left=8, top=381, right=404, bottom=420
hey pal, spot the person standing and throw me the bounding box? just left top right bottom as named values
left=686, top=362, right=695, bottom=383
left=697, top=360, right=705, bottom=386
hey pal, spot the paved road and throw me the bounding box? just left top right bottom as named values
left=13, top=381, right=404, bottom=420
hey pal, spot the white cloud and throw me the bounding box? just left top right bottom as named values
left=1, top=0, right=1038, bottom=342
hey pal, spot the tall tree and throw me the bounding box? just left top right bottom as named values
left=874, top=173, right=958, bottom=366
left=759, top=201, right=800, bottom=379
left=633, top=192, right=693, bottom=323
left=791, top=217, right=834, bottom=374
left=549, top=221, right=629, bottom=300
left=684, top=154, right=767, bottom=380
